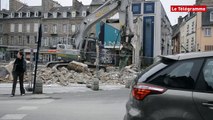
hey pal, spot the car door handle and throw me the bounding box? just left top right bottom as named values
left=202, top=102, right=213, bottom=109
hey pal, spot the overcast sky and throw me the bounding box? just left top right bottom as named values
left=1, top=0, right=196, bottom=25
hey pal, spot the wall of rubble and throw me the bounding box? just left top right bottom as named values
left=36, top=65, right=139, bottom=86
left=0, top=61, right=139, bottom=86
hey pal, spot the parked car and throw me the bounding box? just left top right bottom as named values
left=124, top=52, right=213, bottom=120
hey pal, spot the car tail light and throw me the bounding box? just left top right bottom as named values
left=132, top=83, right=167, bottom=100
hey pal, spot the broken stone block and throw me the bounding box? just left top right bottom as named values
left=0, top=67, right=10, bottom=81
left=67, top=61, right=88, bottom=72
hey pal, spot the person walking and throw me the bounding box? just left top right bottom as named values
left=11, top=50, right=27, bottom=97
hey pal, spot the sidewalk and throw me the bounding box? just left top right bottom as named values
left=0, top=83, right=125, bottom=95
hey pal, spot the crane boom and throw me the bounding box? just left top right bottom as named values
left=74, top=0, right=134, bottom=50
left=56, top=0, right=134, bottom=65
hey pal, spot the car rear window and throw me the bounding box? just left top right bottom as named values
left=146, top=59, right=203, bottom=90
left=137, top=60, right=171, bottom=83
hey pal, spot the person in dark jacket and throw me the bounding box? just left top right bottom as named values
left=11, top=50, right=26, bottom=97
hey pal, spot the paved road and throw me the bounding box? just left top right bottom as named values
left=0, top=84, right=130, bottom=120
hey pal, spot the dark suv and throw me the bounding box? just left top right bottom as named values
left=124, top=52, right=213, bottom=120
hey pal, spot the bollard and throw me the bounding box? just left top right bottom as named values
left=125, top=80, right=132, bottom=88
left=91, top=78, right=99, bottom=91
left=34, top=79, right=43, bottom=94
left=86, top=80, right=92, bottom=88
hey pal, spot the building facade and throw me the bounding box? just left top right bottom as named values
left=196, top=0, right=213, bottom=52
left=196, top=8, right=213, bottom=52
left=132, top=0, right=172, bottom=66
left=172, top=0, right=213, bottom=54
left=179, top=13, right=197, bottom=53
left=0, top=0, right=89, bottom=62
left=89, top=0, right=172, bottom=67
left=172, top=16, right=182, bottom=54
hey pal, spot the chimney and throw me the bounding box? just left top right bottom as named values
left=42, top=0, right=62, bottom=12
left=178, top=16, right=183, bottom=25
left=72, top=0, right=83, bottom=10
left=9, top=0, right=26, bottom=11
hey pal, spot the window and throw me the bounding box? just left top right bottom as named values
left=0, top=24, right=3, bottom=32
left=53, top=24, right=57, bottom=33
left=11, top=12, right=14, bottom=18
left=52, top=37, right=57, bottom=46
left=144, top=2, right=155, bottom=14
left=34, top=23, right=39, bottom=32
left=27, top=36, right=30, bottom=44
left=44, top=25, right=48, bottom=33
left=200, top=59, right=213, bottom=91
left=27, top=11, right=30, bottom=17
left=63, top=24, right=67, bottom=33
left=210, top=11, right=213, bottom=22
left=71, top=25, right=76, bottom=33
left=138, top=61, right=169, bottom=83
left=72, top=11, right=76, bottom=17
left=10, top=24, right=15, bottom=32
left=18, top=36, right=22, bottom=45
left=132, top=3, right=141, bottom=14
left=191, top=37, right=194, bottom=43
left=192, top=22, right=195, bottom=32
left=148, top=60, right=201, bottom=90
left=0, top=37, right=2, bottom=44
left=26, top=24, right=30, bottom=33
left=44, top=37, right=49, bottom=46
left=34, top=11, right=38, bottom=17
left=34, top=36, right=37, bottom=43
left=11, top=36, right=14, bottom=45
left=18, top=12, right=22, bottom=17
left=62, top=12, right=67, bottom=18
left=44, top=13, right=48, bottom=18
left=205, top=45, right=213, bottom=51
left=187, top=24, right=189, bottom=34
left=204, top=28, right=211, bottom=37
left=53, top=12, right=57, bottom=18
left=18, top=24, right=22, bottom=32
left=0, top=13, right=3, bottom=18
left=82, top=11, right=87, bottom=17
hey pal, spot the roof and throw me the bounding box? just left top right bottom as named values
left=90, top=0, right=105, bottom=5
left=49, top=7, right=73, bottom=12
left=0, top=9, right=10, bottom=14
left=161, top=52, right=213, bottom=60
left=49, top=5, right=89, bottom=12
left=18, top=6, right=42, bottom=12
left=172, top=24, right=180, bottom=37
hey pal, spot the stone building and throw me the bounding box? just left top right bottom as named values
left=0, top=0, right=89, bottom=62
left=196, top=0, right=213, bottom=52
left=179, top=13, right=197, bottom=53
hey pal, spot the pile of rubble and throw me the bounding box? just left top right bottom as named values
left=36, top=62, right=139, bottom=86
left=0, top=61, right=34, bottom=82
left=0, top=61, right=15, bottom=82
left=0, top=61, right=140, bottom=86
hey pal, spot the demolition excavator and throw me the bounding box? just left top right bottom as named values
left=52, top=0, right=134, bottom=70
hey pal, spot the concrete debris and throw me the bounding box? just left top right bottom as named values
left=0, top=67, right=10, bottom=81
left=0, top=60, right=34, bottom=82
left=35, top=63, right=139, bottom=86
left=1, top=61, right=140, bottom=86
left=67, top=61, right=88, bottom=72
left=3, top=61, right=15, bottom=81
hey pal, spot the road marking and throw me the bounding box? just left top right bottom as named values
left=0, top=99, right=54, bottom=104
left=0, top=114, right=26, bottom=120
left=18, top=106, right=38, bottom=110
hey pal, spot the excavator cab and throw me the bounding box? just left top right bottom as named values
left=81, top=38, right=97, bottom=63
